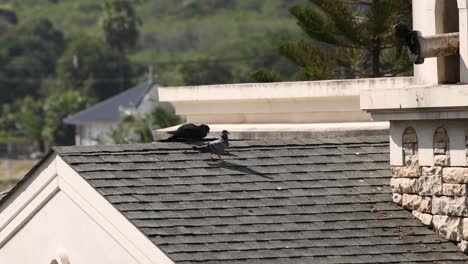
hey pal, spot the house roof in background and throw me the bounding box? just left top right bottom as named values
left=64, top=81, right=157, bottom=125
left=47, top=137, right=468, bottom=264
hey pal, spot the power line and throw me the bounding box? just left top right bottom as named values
left=145, top=55, right=279, bottom=66
left=0, top=54, right=284, bottom=81
left=0, top=54, right=280, bottom=67
left=0, top=77, right=143, bottom=82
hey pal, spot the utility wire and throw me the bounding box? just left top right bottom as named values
left=0, top=54, right=279, bottom=67
left=0, top=54, right=282, bottom=81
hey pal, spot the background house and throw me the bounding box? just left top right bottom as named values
left=64, top=81, right=171, bottom=146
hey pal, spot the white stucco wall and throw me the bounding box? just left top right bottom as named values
left=0, top=190, right=139, bottom=264
left=158, top=77, right=413, bottom=125
left=412, top=0, right=439, bottom=85
left=361, top=83, right=468, bottom=116
left=138, top=86, right=174, bottom=115
left=0, top=155, right=174, bottom=264
left=389, top=120, right=468, bottom=167
left=77, top=122, right=119, bottom=146
left=412, top=0, right=468, bottom=84
left=458, top=0, right=468, bottom=82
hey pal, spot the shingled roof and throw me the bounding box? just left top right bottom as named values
left=0, top=191, right=8, bottom=200
left=46, top=136, right=468, bottom=264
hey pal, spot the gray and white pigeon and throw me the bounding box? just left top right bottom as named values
left=192, top=130, right=229, bottom=161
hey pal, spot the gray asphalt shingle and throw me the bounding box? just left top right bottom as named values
left=19, top=137, right=468, bottom=263
left=0, top=190, right=9, bottom=200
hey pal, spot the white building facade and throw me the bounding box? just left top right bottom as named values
left=362, top=0, right=468, bottom=252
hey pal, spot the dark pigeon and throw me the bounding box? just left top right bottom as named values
left=393, top=23, right=423, bottom=64
left=162, top=123, right=210, bottom=142
left=192, top=130, right=229, bottom=160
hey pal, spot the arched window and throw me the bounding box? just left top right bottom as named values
left=50, top=255, right=70, bottom=264
left=402, top=127, right=418, bottom=166
left=434, top=127, right=449, bottom=155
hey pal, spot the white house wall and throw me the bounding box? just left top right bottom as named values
left=0, top=155, right=175, bottom=264
left=0, top=191, right=139, bottom=264
left=78, top=122, right=119, bottom=146
left=138, top=86, right=173, bottom=115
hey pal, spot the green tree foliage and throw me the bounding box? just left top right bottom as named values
left=101, top=106, right=182, bottom=144
left=0, top=4, right=17, bottom=36
left=0, top=104, right=17, bottom=138
left=0, top=8, right=17, bottom=25
left=252, top=0, right=412, bottom=82
left=17, top=18, right=66, bottom=56
left=0, top=1, right=319, bottom=147
left=3, top=1, right=310, bottom=86
left=101, top=0, right=141, bottom=53
left=0, top=96, right=47, bottom=151
left=57, top=37, right=134, bottom=101
left=15, top=97, right=43, bottom=139
left=14, top=96, right=46, bottom=151
left=180, top=62, right=234, bottom=85
left=100, top=0, right=141, bottom=91
left=177, top=0, right=236, bottom=17
left=148, top=106, right=182, bottom=130
left=102, top=122, right=137, bottom=144
left=249, top=69, right=282, bottom=83
left=0, top=18, right=65, bottom=104
left=43, top=90, right=94, bottom=146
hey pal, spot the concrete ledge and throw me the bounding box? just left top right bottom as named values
left=153, top=122, right=390, bottom=141
left=361, top=83, right=468, bottom=111
left=185, top=111, right=371, bottom=124
left=159, top=77, right=414, bottom=102
left=371, top=110, right=468, bottom=121
left=158, top=77, right=413, bottom=125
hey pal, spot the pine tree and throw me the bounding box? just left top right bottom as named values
left=252, top=0, right=412, bottom=82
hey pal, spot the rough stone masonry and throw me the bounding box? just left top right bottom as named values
left=391, top=127, right=468, bottom=253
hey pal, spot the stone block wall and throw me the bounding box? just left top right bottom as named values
left=391, top=125, right=468, bottom=253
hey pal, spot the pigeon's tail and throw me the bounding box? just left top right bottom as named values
left=192, top=144, right=209, bottom=153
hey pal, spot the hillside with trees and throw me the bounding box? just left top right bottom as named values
left=0, top=0, right=311, bottom=150
left=4, top=0, right=308, bottom=86
left=0, top=0, right=413, bottom=149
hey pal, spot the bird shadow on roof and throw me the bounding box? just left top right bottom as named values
left=207, top=160, right=274, bottom=180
